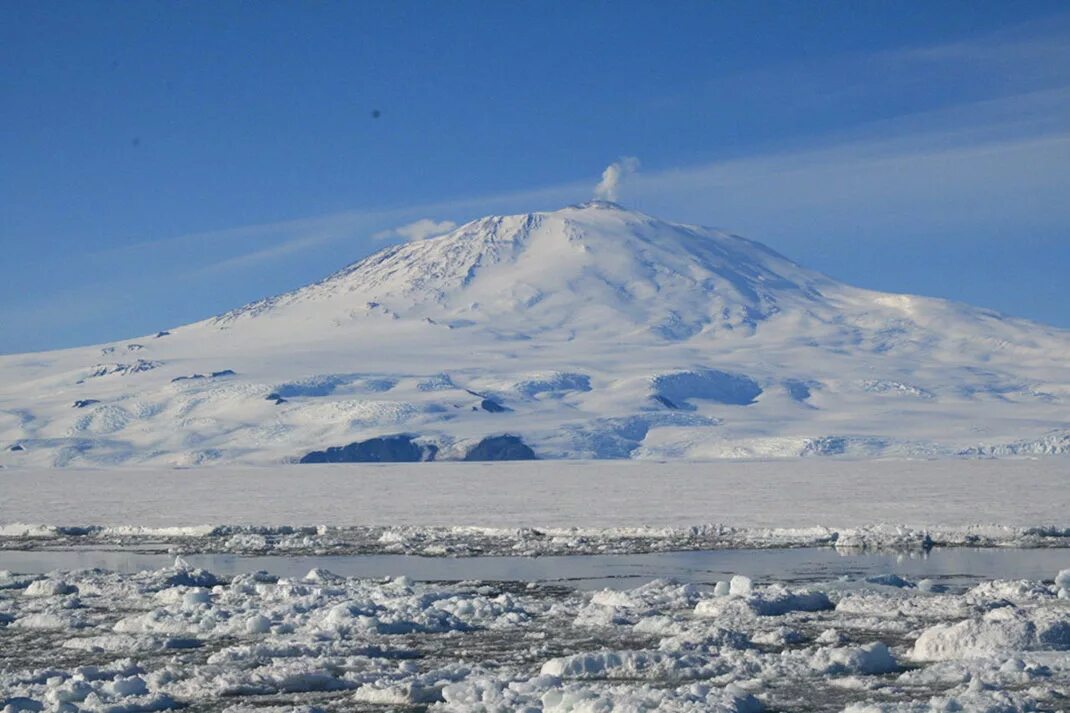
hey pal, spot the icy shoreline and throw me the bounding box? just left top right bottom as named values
left=2, top=522, right=1070, bottom=557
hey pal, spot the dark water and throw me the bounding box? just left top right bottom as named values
left=1, top=546, right=1066, bottom=590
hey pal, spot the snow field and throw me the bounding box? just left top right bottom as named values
left=1, top=460, right=1067, bottom=557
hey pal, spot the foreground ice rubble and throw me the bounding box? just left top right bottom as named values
left=2, top=562, right=1069, bottom=712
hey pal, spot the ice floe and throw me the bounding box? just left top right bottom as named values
left=2, top=560, right=1069, bottom=712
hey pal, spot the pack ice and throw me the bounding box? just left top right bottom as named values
left=2, top=561, right=1069, bottom=711
left=3, top=201, right=1070, bottom=466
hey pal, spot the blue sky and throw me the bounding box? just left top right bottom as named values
left=2, top=1, right=1069, bottom=354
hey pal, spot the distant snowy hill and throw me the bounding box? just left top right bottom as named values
left=3, top=201, right=1069, bottom=466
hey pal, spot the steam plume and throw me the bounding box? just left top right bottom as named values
left=593, top=157, right=640, bottom=202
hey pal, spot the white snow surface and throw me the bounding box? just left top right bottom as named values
left=1, top=460, right=1067, bottom=555
left=3, top=202, right=1070, bottom=466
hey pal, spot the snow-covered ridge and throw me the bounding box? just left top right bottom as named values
left=213, top=201, right=831, bottom=336
left=2, top=202, right=1069, bottom=466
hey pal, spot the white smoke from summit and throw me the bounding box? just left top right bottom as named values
left=593, top=157, right=640, bottom=202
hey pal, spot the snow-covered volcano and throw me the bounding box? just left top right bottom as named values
left=3, top=201, right=1069, bottom=466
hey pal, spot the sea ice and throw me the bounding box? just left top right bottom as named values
left=3, top=562, right=1069, bottom=711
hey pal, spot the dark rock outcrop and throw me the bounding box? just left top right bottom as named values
left=804, top=436, right=847, bottom=455
left=300, top=435, right=437, bottom=463
left=784, top=379, right=813, bottom=402
left=480, top=399, right=508, bottom=413
left=652, top=395, right=679, bottom=410
left=464, top=435, right=536, bottom=461
left=172, top=370, right=235, bottom=383
left=88, top=360, right=161, bottom=378
left=652, top=369, right=762, bottom=407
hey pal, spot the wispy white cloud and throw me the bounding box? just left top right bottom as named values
left=886, top=11, right=1070, bottom=69
left=175, top=88, right=1070, bottom=278
left=86, top=18, right=1070, bottom=283
left=7, top=14, right=1070, bottom=354
left=106, top=181, right=588, bottom=279
left=372, top=218, right=457, bottom=242
left=187, top=212, right=387, bottom=276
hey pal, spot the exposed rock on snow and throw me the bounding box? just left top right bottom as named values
left=651, top=369, right=763, bottom=407
left=463, top=434, right=537, bottom=461
left=479, top=398, right=508, bottom=413
left=84, top=359, right=162, bottom=379
left=299, top=434, right=437, bottom=463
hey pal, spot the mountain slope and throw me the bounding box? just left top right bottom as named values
left=3, top=201, right=1069, bottom=466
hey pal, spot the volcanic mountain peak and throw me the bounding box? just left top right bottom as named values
left=214, top=202, right=836, bottom=342
left=2, top=203, right=1069, bottom=466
